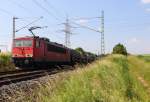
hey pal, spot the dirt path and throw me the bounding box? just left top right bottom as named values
left=137, top=76, right=150, bottom=95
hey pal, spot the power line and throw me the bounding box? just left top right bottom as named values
left=16, top=16, right=43, bottom=32
left=70, top=16, right=102, bottom=32
left=0, top=8, right=14, bottom=16
left=32, top=0, right=60, bottom=21
left=43, top=0, right=65, bottom=18
left=72, top=17, right=100, bottom=21
left=72, top=21, right=100, bottom=33
left=7, top=0, right=33, bottom=15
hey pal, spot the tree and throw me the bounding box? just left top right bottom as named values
left=75, top=47, right=85, bottom=55
left=112, top=43, right=127, bottom=55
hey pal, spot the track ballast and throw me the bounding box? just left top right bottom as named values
left=0, top=66, right=73, bottom=87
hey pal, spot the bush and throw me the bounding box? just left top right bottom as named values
left=0, top=53, right=15, bottom=72
left=112, top=43, right=127, bottom=55
left=75, top=47, right=85, bottom=55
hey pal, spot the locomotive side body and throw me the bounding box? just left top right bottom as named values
left=45, top=42, right=70, bottom=64
left=31, top=37, right=48, bottom=66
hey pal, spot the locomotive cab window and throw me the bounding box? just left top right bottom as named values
left=36, top=40, right=40, bottom=48
left=24, top=40, right=32, bottom=47
left=14, top=40, right=32, bottom=47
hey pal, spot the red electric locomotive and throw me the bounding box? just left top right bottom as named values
left=12, top=36, right=71, bottom=67
left=11, top=25, right=97, bottom=68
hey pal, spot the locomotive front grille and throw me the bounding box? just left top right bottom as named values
left=12, top=57, right=33, bottom=66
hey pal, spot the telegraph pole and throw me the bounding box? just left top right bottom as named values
left=101, top=10, right=105, bottom=55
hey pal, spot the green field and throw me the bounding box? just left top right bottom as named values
left=137, top=54, right=150, bottom=62
left=21, top=55, right=150, bottom=102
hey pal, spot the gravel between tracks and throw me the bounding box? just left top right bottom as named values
left=0, top=71, right=69, bottom=102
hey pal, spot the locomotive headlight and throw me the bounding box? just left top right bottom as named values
left=12, top=54, right=18, bottom=57
left=26, top=54, right=33, bottom=57
left=24, top=59, right=29, bottom=64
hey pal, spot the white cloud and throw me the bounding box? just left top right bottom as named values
left=142, top=0, right=150, bottom=4
left=144, top=47, right=150, bottom=51
left=145, top=8, right=150, bottom=12
left=75, top=19, right=89, bottom=25
left=127, top=38, right=140, bottom=45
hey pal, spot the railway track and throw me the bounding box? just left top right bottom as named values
left=0, top=66, right=71, bottom=87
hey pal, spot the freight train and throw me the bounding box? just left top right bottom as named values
left=12, top=36, right=96, bottom=68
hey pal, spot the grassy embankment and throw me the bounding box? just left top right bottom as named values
left=129, top=55, right=150, bottom=85
left=22, top=55, right=150, bottom=102
left=0, top=52, right=15, bottom=72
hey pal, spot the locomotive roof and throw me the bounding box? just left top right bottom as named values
left=14, top=36, right=36, bottom=39
left=15, top=36, right=68, bottom=48
left=46, top=39, right=67, bottom=48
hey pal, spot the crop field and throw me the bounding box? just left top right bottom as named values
left=19, top=55, right=150, bottom=102
left=0, top=52, right=15, bottom=72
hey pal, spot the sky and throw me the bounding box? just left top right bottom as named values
left=0, top=0, right=150, bottom=54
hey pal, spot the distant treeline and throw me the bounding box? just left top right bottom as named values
left=75, top=47, right=97, bottom=57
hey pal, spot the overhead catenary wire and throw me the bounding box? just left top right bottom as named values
left=11, top=0, right=65, bottom=41
left=69, top=14, right=105, bottom=55
left=32, top=0, right=60, bottom=21
left=40, top=0, right=67, bottom=40
left=71, top=21, right=101, bottom=33
left=7, top=0, right=33, bottom=15
left=0, top=8, right=15, bottom=16
left=72, top=17, right=101, bottom=21
left=43, top=0, right=65, bottom=18
left=72, top=16, right=150, bottom=32
left=16, top=16, right=43, bottom=32
left=5, top=0, right=64, bottom=43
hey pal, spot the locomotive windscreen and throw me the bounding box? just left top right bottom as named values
left=14, top=40, right=32, bottom=47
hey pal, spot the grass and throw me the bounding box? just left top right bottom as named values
left=128, top=55, right=150, bottom=85
left=137, top=55, right=150, bottom=62
left=0, top=52, right=15, bottom=72
left=21, top=55, right=150, bottom=102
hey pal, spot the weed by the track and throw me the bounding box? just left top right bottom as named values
left=0, top=53, right=15, bottom=72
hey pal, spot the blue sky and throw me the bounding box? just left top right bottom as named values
left=0, top=0, right=150, bottom=54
